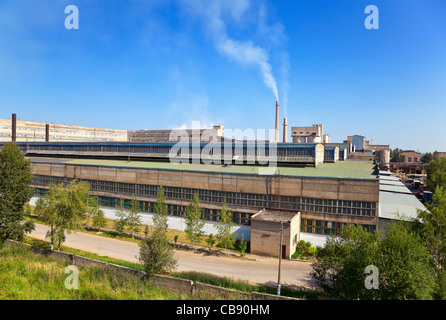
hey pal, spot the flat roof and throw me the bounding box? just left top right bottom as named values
left=252, top=209, right=300, bottom=223
left=379, top=191, right=427, bottom=221
left=379, top=175, right=401, bottom=182
left=379, top=184, right=412, bottom=195
left=29, top=157, right=378, bottom=179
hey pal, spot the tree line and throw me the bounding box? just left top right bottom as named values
left=311, top=156, right=446, bottom=299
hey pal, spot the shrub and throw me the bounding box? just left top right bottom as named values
left=292, top=240, right=317, bottom=259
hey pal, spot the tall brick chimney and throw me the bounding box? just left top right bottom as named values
left=11, top=113, right=16, bottom=142
left=45, top=123, right=49, bottom=142
left=283, top=117, right=287, bottom=143
left=275, top=100, right=279, bottom=143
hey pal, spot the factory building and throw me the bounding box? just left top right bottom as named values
left=0, top=115, right=128, bottom=142
left=128, top=126, right=225, bottom=143
left=0, top=106, right=425, bottom=258
left=291, top=124, right=330, bottom=144
left=434, top=151, right=446, bottom=161
left=1, top=138, right=408, bottom=256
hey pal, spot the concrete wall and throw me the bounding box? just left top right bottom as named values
left=300, top=233, right=329, bottom=248
left=250, top=213, right=300, bottom=259
left=29, top=197, right=252, bottom=241
left=399, top=150, right=421, bottom=163
left=314, top=144, right=325, bottom=166
left=3, top=239, right=300, bottom=300
left=31, top=162, right=379, bottom=203
left=288, top=214, right=301, bottom=256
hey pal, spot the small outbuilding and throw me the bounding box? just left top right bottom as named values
left=250, top=209, right=301, bottom=259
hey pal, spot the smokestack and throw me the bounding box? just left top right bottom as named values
left=283, top=117, right=288, bottom=143
left=275, top=100, right=279, bottom=142
left=45, top=123, right=49, bottom=142
left=11, top=113, right=16, bottom=142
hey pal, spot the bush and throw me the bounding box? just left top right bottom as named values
left=292, top=240, right=317, bottom=259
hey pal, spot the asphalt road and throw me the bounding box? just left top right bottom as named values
left=29, top=223, right=315, bottom=289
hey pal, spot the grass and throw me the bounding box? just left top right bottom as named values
left=170, top=271, right=323, bottom=300
left=22, top=209, right=321, bottom=299
left=21, top=236, right=322, bottom=300
left=1, top=243, right=321, bottom=300
left=0, top=245, right=213, bottom=300
left=23, top=236, right=146, bottom=271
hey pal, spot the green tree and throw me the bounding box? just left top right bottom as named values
left=34, top=194, right=58, bottom=250
left=138, top=185, right=177, bottom=276
left=24, top=203, right=32, bottom=216
left=421, top=152, right=433, bottom=164
left=214, top=200, right=236, bottom=254
left=398, top=154, right=406, bottom=163
left=126, top=195, right=142, bottom=237
left=311, top=225, right=381, bottom=299
left=85, top=196, right=105, bottom=229
left=185, top=193, right=205, bottom=245
left=426, top=158, right=446, bottom=194
left=206, top=234, right=216, bottom=251
left=413, top=187, right=446, bottom=298
left=0, top=143, right=35, bottom=246
left=114, top=198, right=127, bottom=234
left=390, top=148, right=403, bottom=160
left=34, top=180, right=95, bottom=251
left=238, top=234, right=247, bottom=257
left=378, top=221, right=436, bottom=300
left=311, top=222, right=436, bottom=300
left=153, top=186, right=168, bottom=232
left=138, top=230, right=178, bottom=276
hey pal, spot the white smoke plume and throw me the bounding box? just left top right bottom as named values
left=179, top=0, right=279, bottom=101
left=280, top=52, right=290, bottom=117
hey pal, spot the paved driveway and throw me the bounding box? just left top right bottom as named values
left=29, top=223, right=315, bottom=289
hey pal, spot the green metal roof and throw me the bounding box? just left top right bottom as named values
left=30, top=157, right=378, bottom=179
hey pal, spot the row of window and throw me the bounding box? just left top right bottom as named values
left=33, top=187, right=377, bottom=231
left=33, top=188, right=252, bottom=226
left=301, top=218, right=376, bottom=235
left=32, top=175, right=377, bottom=217
left=25, top=143, right=315, bottom=157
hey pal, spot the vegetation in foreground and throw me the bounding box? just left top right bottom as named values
left=0, top=245, right=237, bottom=300
left=170, top=271, right=322, bottom=300
left=21, top=236, right=318, bottom=299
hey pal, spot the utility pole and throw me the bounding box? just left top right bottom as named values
left=277, top=221, right=283, bottom=296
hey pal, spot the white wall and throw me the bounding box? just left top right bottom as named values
left=300, top=232, right=328, bottom=248
left=30, top=197, right=251, bottom=240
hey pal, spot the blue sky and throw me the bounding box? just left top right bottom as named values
left=0, top=0, right=445, bottom=153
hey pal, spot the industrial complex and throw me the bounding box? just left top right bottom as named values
left=0, top=105, right=430, bottom=258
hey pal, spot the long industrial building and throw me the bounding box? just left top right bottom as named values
left=0, top=115, right=128, bottom=142
left=0, top=138, right=427, bottom=259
